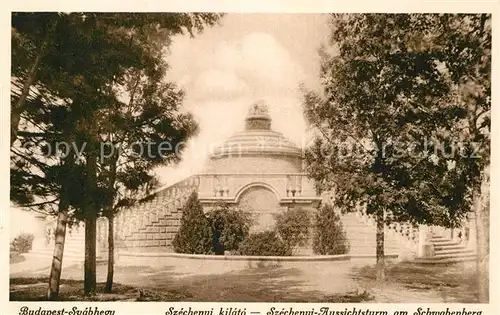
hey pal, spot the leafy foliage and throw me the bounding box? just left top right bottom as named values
left=10, top=233, right=35, bottom=253
left=237, top=231, right=291, bottom=256
left=206, top=203, right=252, bottom=255
left=173, top=192, right=213, bottom=254
left=10, top=12, right=224, bottom=296
left=10, top=12, right=223, bottom=217
left=313, top=204, right=349, bottom=255
left=275, top=208, right=311, bottom=253
left=303, top=14, right=491, bottom=228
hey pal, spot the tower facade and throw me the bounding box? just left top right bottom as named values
left=197, top=100, right=321, bottom=232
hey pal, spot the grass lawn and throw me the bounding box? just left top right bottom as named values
left=351, top=261, right=479, bottom=303
left=10, top=278, right=190, bottom=301
left=10, top=265, right=374, bottom=302
left=10, top=259, right=479, bottom=302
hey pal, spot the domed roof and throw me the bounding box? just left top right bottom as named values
left=210, top=100, right=302, bottom=159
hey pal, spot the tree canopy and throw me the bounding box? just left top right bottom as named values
left=303, top=13, right=491, bottom=228
left=11, top=12, right=223, bottom=216
left=10, top=12, right=224, bottom=297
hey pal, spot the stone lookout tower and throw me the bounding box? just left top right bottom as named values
left=196, top=100, right=321, bottom=232
left=32, top=100, right=477, bottom=261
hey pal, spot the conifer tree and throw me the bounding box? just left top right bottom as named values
left=173, top=191, right=213, bottom=254
left=11, top=12, right=223, bottom=298
left=313, top=204, right=349, bottom=255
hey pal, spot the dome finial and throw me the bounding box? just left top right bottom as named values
left=247, top=100, right=270, bottom=118
left=246, top=100, right=271, bottom=130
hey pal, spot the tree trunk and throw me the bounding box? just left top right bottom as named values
left=47, top=151, right=74, bottom=300
left=474, top=185, right=489, bottom=303
left=105, top=215, right=114, bottom=293
left=375, top=208, right=385, bottom=282
left=104, top=148, right=119, bottom=293
left=46, top=200, right=70, bottom=300
left=83, top=142, right=98, bottom=296
left=84, top=213, right=97, bottom=295
left=11, top=54, right=42, bottom=146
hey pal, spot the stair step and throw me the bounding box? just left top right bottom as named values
left=414, top=256, right=476, bottom=264
left=430, top=238, right=460, bottom=244
left=430, top=241, right=462, bottom=247
left=435, top=252, right=476, bottom=259
left=430, top=235, right=457, bottom=240
left=434, top=248, right=473, bottom=255
left=429, top=252, right=476, bottom=260
left=433, top=244, right=468, bottom=250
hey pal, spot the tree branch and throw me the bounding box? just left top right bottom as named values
left=20, top=198, right=60, bottom=208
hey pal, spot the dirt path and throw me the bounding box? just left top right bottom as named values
left=10, top=256, right=476, bottom=302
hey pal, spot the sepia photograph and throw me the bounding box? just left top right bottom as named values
left=8, top=11, right=491, bottom=306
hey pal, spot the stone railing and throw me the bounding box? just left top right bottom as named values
left=428, top=213, right=475, bottom=248
left=196, top=172, right=317, bottom=200
left=387, top=221, right=419, bottom=249
left=353, top=203, right=477, bottom=257
left=109, top=176, right=200, bottom=243
left=353, top=204, right=419, bottom=252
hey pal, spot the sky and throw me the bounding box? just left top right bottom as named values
left=155, top=13, right=331, bottom=187
left=10, top=14, right=331, bottom=235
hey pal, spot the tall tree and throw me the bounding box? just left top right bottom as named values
left=98, top=62, right=198, bottom=292
left=11, top=12, right=223, bottom=147
left=11, top=13, right=60, bottom=147
left=11, top=12, right=223, bottom=298
left=173, top=191, right=213, bottom=254
left=303, top=14, right=490, bottom=284
left=443, top=14, right=491, bottom=301
left=72, top=13, right=222, bottom=296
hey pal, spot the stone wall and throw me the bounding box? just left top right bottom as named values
left=204, top=155, right=302, bottom=174
left=197, top=173, right=318, bottom=201
left=97, top=174, right=320, bottom=253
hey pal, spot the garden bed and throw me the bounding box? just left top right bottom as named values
left=118, top=250, right=351, bottom=261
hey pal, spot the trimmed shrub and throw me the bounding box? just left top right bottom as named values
left=10, top=233, right=35, bottom=253
left=237, top=231, right=291, bottom=256
left=313, top=204, right=350, bottom=255
left=206, top=203, right=252, bottom=255
left=275, top=208, right=311, bottom=253
left=173, top=191, right=212, bottom=254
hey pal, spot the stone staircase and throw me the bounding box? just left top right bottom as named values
left=338, top=205, right=477, bottom=263
left=26, top=224, right=85, bottom=263
left=110, top=179, right=198, bottom=252
left=119, top=208, right=183, bottom=250
left=413, top=234, right=476, bottom=264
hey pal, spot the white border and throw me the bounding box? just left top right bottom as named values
left=1, top=1, right=499, bottom=314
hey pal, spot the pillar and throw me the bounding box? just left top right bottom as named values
left=467, top=212, right=477, bottom=251
left=458, top=218, right=468, bottom=245
left=32, top=214, right=48, bottom=251
left=417, top=224, right=434, bottom=258
left=396, top=223, right=417, bottom=262
left=46, top=215, right=56, bottom=246
left=96, top=217, right=108, bottom=259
